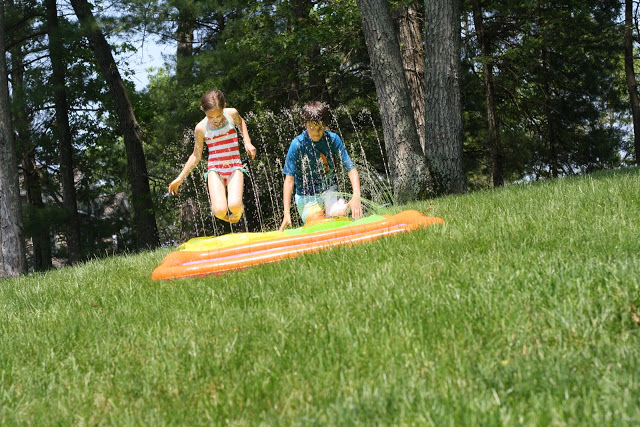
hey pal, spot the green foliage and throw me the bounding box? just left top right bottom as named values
left=462, top=0, right=626, bottom=181
left=202, top=0, right=374, bottom=111
left=5, top=1, right=139, bottom=263
left=21, top=205, right=68, bottom=238
left=137, top=0, right=375, bottom=138
left=1, top=168, right=639, bottom=424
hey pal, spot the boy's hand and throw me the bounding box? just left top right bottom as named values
left=245, top=141, right=256, bottom=160
left=169, top=178, right=183, bottom=195
left=279, top=213, right=292, bottom=232
left=348, top=197, right=363, bottom=220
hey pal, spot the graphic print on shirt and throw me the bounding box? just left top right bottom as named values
left=319, top=153, right=329, bottom=174
left=301, top=150, right=330, bottom=195
left=204, top=116, right=242, bottom=178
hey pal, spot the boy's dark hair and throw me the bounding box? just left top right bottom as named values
left=301, top=101, right=329, bottom=125
left=201, top=90, right=226, bottom=111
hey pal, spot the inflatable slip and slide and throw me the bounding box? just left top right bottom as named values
left=152, top=210, right=444, bottom=280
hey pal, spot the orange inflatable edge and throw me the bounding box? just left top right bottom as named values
left=152, top=210, right=443, bottom=280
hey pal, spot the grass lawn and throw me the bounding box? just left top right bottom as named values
left=1, top=168, right=639, bottom=424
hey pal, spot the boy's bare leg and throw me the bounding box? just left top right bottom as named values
left=207, top=171, right=230, bottom=221
left=226, top=169, right=244, bottom=224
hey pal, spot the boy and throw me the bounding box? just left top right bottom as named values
left=279, top=101, right=362, bottom=231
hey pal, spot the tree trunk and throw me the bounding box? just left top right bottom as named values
left=294, top=0, right=327, bottom=100
left=176, top=3, right=194, bottom=86
left=393, top=0, right=426, bottom=152
left=471, top=0, right=503, bottom=186
left=8, top=5, right=53, bottom=271
left=356, top=0, right=430, bottom=202
left=46, top=0, right=82, bottom=263
left=424, top=0, right=466, bottom=195
left=541, top=47, right=559, bottom=178
left=625, top=0, right=640, bottom=165
left=22, top=151, right=53, bottom=271
left=70, top=0, right=159, bottom=250
left=308, top=44, right=326, bottom=101
left=284, top=0, right=313, bottom=103
left=0, top=3, right=27, bottom=277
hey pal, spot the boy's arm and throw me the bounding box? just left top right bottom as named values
left=279, top=175, right=295, bottom=231
left=347, top=168, right=362, bottom=220
left=329, top=132, right=356, bottom=171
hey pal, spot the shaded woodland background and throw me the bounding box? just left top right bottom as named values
left=1, top=0, right=639, bottom=273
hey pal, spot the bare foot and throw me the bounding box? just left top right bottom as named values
left=228, top=211, right=243, bottom=224
left=215, top=214, right=231, bottom=223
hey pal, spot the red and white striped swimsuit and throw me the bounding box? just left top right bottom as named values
left=204, top=115, right=242, bottom=184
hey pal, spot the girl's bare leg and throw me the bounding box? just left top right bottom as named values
left=226, top=169, right=244, bottom=224
left=207, top=171, right=229, bottom=221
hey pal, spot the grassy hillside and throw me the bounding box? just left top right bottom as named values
left=1, top=168, right=639, bottom=424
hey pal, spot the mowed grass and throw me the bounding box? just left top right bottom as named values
left=1, top=168, right=639, bottom=425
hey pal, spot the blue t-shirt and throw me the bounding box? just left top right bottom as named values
left=283, top=130, right=355, bottom=196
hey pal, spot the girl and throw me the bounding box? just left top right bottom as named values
left=169, top=90, right=256, bottom=224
